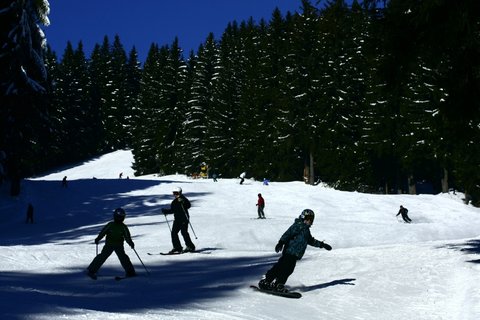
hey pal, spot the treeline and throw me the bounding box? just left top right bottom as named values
left=1, top=0, right=479, bottom=204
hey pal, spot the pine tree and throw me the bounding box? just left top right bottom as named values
left=286, top=0, right=323, bottom=184
left=265, top=10, right=299, bottom=181
left=207, top=22, right=244, bottom=177
left=88, top=38, right=111, bottom=152
left=0, top=0, right=50, bottom=194
left=108, top=35, right=129, bottom=149
left=179, top=33, right=218, bottom=175
left=55, top=41, right=94, bottom=162
left=124, top=47, right=142, bottom=148
left=156, top=38, right=188, bottom=173
left=131, top=44, right=164, bottom=175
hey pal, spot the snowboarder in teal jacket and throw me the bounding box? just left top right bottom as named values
left=258, top=209, right=332, bottom=292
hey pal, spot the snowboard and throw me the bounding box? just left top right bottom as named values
left=250, top=285, right=302, bottom=299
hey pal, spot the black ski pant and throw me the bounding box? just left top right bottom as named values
left=171, top=220, right=195, bottom=250
left=257, top=205, right=265, bottom=218
left=401, top=213, right=412, bottom=223
left=87, top=243, right=135, bottom=276
left=265, top=253, right=297, bottom=285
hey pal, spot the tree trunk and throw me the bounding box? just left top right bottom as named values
left=309, top=152, right=314, bottom=185
left=303, top=163, right=309, bottom=184
left=441, top=168, right=449, bottom=193
left=408, top=175, right=416, bottom=194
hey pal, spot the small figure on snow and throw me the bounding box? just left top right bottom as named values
left=396, top=205, right=412, bottom=223
left=212, top=173, right=218, bottom=182
left=239, top=172, right=246, bottom=185
left=256, top=193, right=266, bottom=219
left=162, top=187, right=196, bottom=253
left=119, top=172, right=123, bottom=179
left=258, top=209, right=332, bottom=293
left=25, top=203, right=34, bottom=224
left=86, top=208, right=136, bottom=280
left=263, top=178, right=269, bottom=186
left=62, top=176, right=68, bottom=188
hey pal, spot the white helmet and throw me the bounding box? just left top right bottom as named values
left=173, top=186, right=182, bottom=194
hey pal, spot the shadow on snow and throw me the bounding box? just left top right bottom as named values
left=0, top=254, right=278, bottom=318
left=0, top=178, right=208, bottom=246
left=443, top=239, right=480, bottom=264
left=293, top=278, right=356, bottom=292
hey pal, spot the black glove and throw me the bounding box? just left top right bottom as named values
left=94, top=238, right=100, bottom=245
left=321, top=241, right=332, bottom=251
left=129, top=242, right=135, bottom=249
left=161, top=208, right=167, bottom=214
left=275, top=241, right=284, bottom=253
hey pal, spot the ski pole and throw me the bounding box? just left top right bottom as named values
left=96, top=243, right=98, bottom=256
left=188, top=219, right=198, bottom=239
left=133, top=248, right=150, bottom=276
left=180, top=204, right=198, bottom=239
left=163, top=213, right=172, bottom=232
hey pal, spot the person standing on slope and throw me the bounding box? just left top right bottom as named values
left=86, top=208, right=136, bottom=279
left=162, top=187, right=195, bottom=253
left=258, top=209, right=332, bottom=293
left=256, top=193, right=266, bottom=219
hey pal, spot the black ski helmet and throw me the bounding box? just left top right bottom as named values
left=113, top=207, right=126, bottom=222
left=300, top=209, right=315, bottom=223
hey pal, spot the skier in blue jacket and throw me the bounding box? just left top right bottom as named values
left=258, top=209, right=332, bottom=293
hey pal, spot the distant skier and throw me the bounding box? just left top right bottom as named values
left=162, top=187, right=196, bottom=253
left=86, top=208, right=136, bottom=280
left=263, top=178, right=269, bottom=186
left=256, top=193, right=266, bottom=219
left=239, top=172, right=246, bottom=185
left=258, top=209, right=332, bottom=293
left=25, top=203, right=34, bottom=224
left=62, top=176, right=67, bottom=188
left=396, top=205, right=412, bottom=223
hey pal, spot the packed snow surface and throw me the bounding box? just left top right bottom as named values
left=1, top=150, right=479, bottom=319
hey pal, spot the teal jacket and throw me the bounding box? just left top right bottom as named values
left=280, top=218, right=324, bottom=260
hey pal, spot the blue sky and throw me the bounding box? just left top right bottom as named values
left=46, top=0, right=303, bottom=62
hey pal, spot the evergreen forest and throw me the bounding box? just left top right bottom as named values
left=1, top=0, right=479, bottom=205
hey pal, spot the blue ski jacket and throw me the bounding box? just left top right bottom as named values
left=280, top=218, right=324, bottom=260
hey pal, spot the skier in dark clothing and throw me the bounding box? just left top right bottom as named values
left=396, top=205, right=412, bottom=223
left=258, top=209, right=332, bottom=293
left=86, top=208, right=136, bottom=279
left=256, top=193, right=266, bottom=219
left=162, top=187, right=195, bottom=253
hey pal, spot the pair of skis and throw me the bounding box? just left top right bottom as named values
left=147, top=248, right=212, bottom=255
left=86, top=271, right=135, bottom=281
